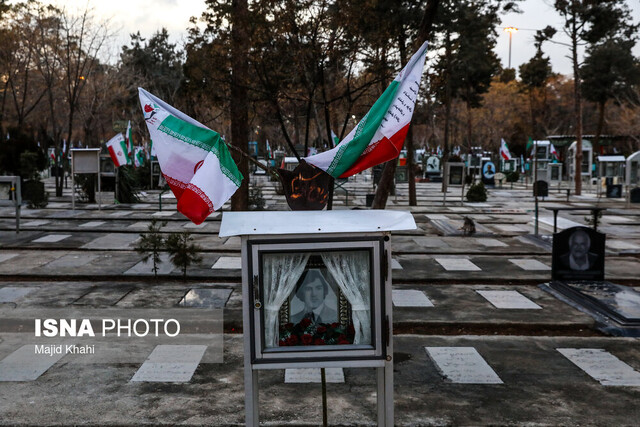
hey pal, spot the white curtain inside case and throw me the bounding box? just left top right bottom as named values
left=262, top=252, right=310, bottom=348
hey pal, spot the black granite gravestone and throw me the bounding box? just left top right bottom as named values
left=533, top=180, right=548, bottom=198
left=552, top=226, right=605, bottom=281
left=630, top=187, right=640, bottom=203
left=606, top=184, right=622, bottom=198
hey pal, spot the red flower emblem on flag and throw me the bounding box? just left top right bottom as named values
left=144, top=104, right=154, bottom=113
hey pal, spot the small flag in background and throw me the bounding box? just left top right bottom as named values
left=265, top=139, right=272, bottom=159
left=330, top=129, right=339, bottom=148
left=304, top=41, right=429, bottom=178
left=520, top=154, right=525, bottom=173
left=550, top=143, right=558, bottom=161
left=105, top=133, right=129, bottom=167
left=126, top=120, right=133, bottom=165
left=500, top=138, right=512, bottom=160
left=134, top=146, right=145, bottom=167
left=139, top=88, right=243, bottom=224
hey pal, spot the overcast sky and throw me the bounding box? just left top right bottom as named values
left=37, top=0, right=640, bottom=77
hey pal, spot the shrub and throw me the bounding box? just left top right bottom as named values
left=466, top=182, right=487, bottom=202
left=135, top=219, right=167, bottom=276
left=116, top=166, right=140, bottom=204
left=166, top=231, right=203, bottom=278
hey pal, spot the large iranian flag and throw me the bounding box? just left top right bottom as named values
left=105, top=133, right=129, bottom=167
left=139, top=88, right=243, bottom=224
left=304, top=41, right=428, bottom=178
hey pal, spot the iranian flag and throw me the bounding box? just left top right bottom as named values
left=125, top=120, right=133, bottom=165
left=134, top=146, right=145, bottom=167
left=105, top=133, right=129, bottom=167
left=138, top=88, right=243, bottom=224
left=550, top=143, right=558, bottom=160
left=500, top=138, right=512, bottom=160
left=304, top=41, right=428, bottom=178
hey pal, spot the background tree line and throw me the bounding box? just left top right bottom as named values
left=1, top=0, right=639, bottom=202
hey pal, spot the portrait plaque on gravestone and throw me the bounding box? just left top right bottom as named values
left=606, top=184, right=622, bottom=198
left=631, top=187, right=640, bottom=203
left=552, top=226, right=605, bottom=281
left=533, top=180, right=548, bottom=197
left=482, top=161, right=496, bottom=186
left=448, top=164, right=465, bottom=186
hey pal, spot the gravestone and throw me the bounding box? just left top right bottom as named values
left=533, top=180, right=548, bottom=198
left=552, top=226, right=605, bottom=281
left=606, top=184, right=622, bottom=198
left=629, top=187, right=640, bottom=203
left=481, top=161, right=496, bottom=186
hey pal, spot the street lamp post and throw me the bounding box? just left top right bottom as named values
left=504, top=27, right=518, bottom=69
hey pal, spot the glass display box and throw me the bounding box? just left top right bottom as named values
left=220, top=210, right=416, bottom=426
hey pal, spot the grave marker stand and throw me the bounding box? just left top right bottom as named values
left=0, top=176, right=21, bottom=233
left=220, top=210, right=416, bottom=427
left=70, top=148, right=101, bottom=210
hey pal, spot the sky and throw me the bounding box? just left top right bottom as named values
left=36, top=0, right=640, bottom=77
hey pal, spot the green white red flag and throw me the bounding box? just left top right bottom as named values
left=134, top=146, right=145, bottom=167
left=304, top=41, right=428, bottom=178
left=500, top=138, right=512, bottom=160
left=138, top=88, right=243, bottom=224
left=105, top=133, right=129, bottom=167
left=125, top=120, right=133, bottom=165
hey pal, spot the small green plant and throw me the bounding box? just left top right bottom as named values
left=74, top=174, right=96, bottom=203
left=166, top=231, right=203, bottom=278
left=135, top=219, right=167, bottom=276
left=19, top=151, right=49, bottom=208
left=466, top=181, right=487, bottom=202
left=249, top=185, right=266, bottom=210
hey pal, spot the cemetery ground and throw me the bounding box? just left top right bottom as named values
left=0, top=175, right=639, bottom=426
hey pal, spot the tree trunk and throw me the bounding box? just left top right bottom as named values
left=441, top=29, right=452, bottom=192
left=593, top=100, right=606, bottom=156
left=572, top=15, right=583, bottom=196
left=230, top=0, right=249, bottom=211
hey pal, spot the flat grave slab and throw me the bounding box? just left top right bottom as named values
left=179, top=288, right=232, bottom=309
left=79, top=221, right=105, bottom=228
left=494, top=224, right=527, bottom=233
left=425, top=214, right=449, bottom=220
left=46, top=210, right=79, bottom=218
left=184, top=222, right=207, bottom=229
left=509, top=259, right=551, bottom=271
left=81, top=233, right=140, bottom=250
left=607, top=240, right=639, bottom=250
left=0, top=286, right=38, bottom=303
left=413, top=237, right=449, bottom=248
left=475, top=238, right=508, bottom=247
left=557, top=348, right=640, bottom=386
left=211, top=257, right=241, bottom=270
left=392, top=289, right=434, bottom=307
left=424, top=346, right=503, bottom=384
left=435, top=258, right=481, bottom=271
left=46, top=254, right=98, bottom=269
left=0, top=253, right=18, bottom=263
left=0, top=344, right=66, bottom=381
left=22, top=220, right=50, bottom=227
left=130, top=344, right=207, bottom=383
left=124, top=254, right=174, bottom=275
left=284, top=368, right=345, bottom=383
left=127, top=222, right=149, bottom=229
left=152, top=211, right=175, bottom=217
left=223, top=237, right=241, bottom=246
left=131, top=204, right=152, bottom=209
left=447, top=207, right=471, bottom=212
left=476, top=290, right=542, bottom=309
left=32, top=234, right=71, bottom=243
left=538, top=216, right=583, bottom=230
left=109, top=211, right=132, bottom=217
